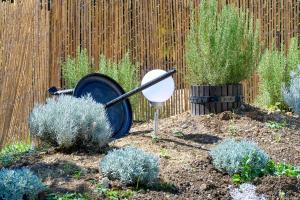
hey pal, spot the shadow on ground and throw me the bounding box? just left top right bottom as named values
left=181, top=133, right=221, bottom=144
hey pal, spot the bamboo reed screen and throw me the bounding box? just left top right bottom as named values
left=0, top=0, right=299, bottom=146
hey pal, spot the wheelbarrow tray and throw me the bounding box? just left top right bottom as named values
left=73, top=73, right=132, bottom=139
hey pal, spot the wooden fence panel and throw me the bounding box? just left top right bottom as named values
left=0, top=0, right=50, bottom=147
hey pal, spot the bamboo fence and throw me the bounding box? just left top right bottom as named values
left=0, top=0, right=299, bottom=146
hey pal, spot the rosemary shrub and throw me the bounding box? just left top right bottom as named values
left=62, top=48, right=91, bottom=88
left=186, top=0, right=260, bottom=85
left=257, top=38, right=300, bottom=109
left=99, top=53, right=140, bottom=112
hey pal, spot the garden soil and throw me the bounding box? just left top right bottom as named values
left=11, top=105, right=300, bottom=199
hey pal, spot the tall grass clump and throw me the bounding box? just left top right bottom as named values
left=99, top=53, right=140, bottom=111
left=62, top=48, right=91, bottom=88
left=282, top=65, right=300, bottom=115
left=100, top=147, right=159, bottom=186
left=186, top=0, right=260, bottom=85
left=257, top=38, right=300, bottom=109
left=29, top=95, right=112, bottom=151
left=0, top=168, right=45, bottom=200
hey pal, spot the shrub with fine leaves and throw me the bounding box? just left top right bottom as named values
left=257, top=38, right=300, bottom=109
left=186, top=0, right=260, bottom=85
left=29, top=95, right=112, bottom=150
left=282, top=65, right=300, bottom=115
left=100, top=147, right=159, bottom=186
left=99, top=53, right=140, bottom=113
left=62, top=48, right=91, bottom=88
left=0, top=168, right=45, bottom=200
left=210, top=139, right=269, bottom=175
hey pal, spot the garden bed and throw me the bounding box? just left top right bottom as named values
left=9, top=105, right=300, bottom=199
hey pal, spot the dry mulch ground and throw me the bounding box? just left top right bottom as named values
left=11, top=105, right=300, bottom=199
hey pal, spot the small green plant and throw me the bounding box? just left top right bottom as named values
left=274, top=134, right=282, bottom=143
left=227, top=121, right=238, bottom=136
left=172, top=130, right=184, bottom=137
left=274, top=162, right=300, bottom=178
left=232, top=157, right=275, bottom=184
left=266, top=120, right=286, bottom=129
left=257, top=37, right=300, bottom=109
left=186, top=0, right=260, bottom=85
left=46, top=192, right=89, bottom=200
left=62, top=48, right=91, bottom=88
left=279, top=190, right=286, bottom=200
left=73, top=170, right=83, bottom=180
left=151, top=135, right=160, bottom=143
left=99, top=53, right=140, bottom=112
left=159, top=148, right=170, bottom=159
left=100, top=147, right=159, bottom=186
left=0, top=168, right=45, bottom=200
left=95, top=184, right=135, bottom=200
left=233, top=159, right=300, bottom=184
left=0, top=142, right=33, bottom=167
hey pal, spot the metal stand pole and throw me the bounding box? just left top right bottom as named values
left=150, top=102, right=163, bottom=139
left=153, top=108, right=159, bottom=138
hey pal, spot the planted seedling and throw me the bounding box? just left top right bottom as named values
left=159, top=148, right=171, bottom=159
left=227, top=120, right=238, bottom=136
left=46, top=192, right=89, bottom=200
left=173, top=130, right=184, bottom=138
left=95, top=184, right=135, bottom=200
left=266, top=120, right=286, bottom=129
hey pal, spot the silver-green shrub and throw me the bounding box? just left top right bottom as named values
left=210, top=139, right=269, bottom=175
left=186, top=0, right=260, bottom=85
left=282, top=65, right=300, bottom=115
left=0, top=168, right=45, bottom=200
left=100, top=147, right=159, bottom=186
left=29, top=95, right=112, bottom=150
left=257, top=38, right=300, bottom=109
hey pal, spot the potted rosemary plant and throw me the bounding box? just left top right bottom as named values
left=186, top=0, right=260, bottom=115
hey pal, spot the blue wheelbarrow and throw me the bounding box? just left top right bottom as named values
left=48, top=68, right=176, bottom=139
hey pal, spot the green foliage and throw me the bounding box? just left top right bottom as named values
left=282, top=65, right=300, bottom=115
left=0, top=142, right=33, bottom=167
left=0, top=168, right=45, bottom=200
left=274, top=162, right=300, bottom=178
left=100, top=147, right=159, bottom=186
left=266, top=120, right=286, bottom=129
left=227, top=120, right=238, bottom=136
left=186, top=0, right=260, bottom=85
left=99, top=53, right=140, bottom=112
left=46, top=192, right=89, bottom=200
left=29, top=95, right=112, bottom=151
left=233, top=160, right=300, bottom=184
left=210, top=139, right=269, bottom=175
left=159, top=148, right=170, bottom=159
left=257, top=37, right=300, bottom=109
left=62, top=48, right=91, bottom=88
left=232, top=158, right=275, bottom=184
left=95, top=185, right=135, bottom=200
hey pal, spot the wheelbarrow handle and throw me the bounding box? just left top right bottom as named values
left=104, top=68, right=176, bottom=109
left=48, top=87, right=74, bottom=95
